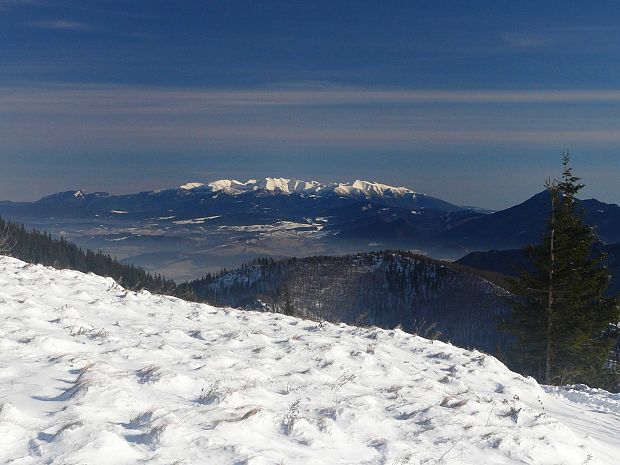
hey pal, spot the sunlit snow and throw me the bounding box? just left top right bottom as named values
left=0, top=256, right=619, bottom=464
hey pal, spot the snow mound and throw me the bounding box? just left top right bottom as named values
left=0, top=255, right=618, bottom=464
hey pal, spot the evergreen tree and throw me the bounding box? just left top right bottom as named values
left=506, top=154, right=619, bottom=388
left=282, top=285, right=295, bottom=316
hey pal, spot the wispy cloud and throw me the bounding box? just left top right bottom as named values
left=27, top=19, right=93, bottom=31
left=2, top=83, right=620, bottom=155
left=499, top=26, right=620, bottom=52
left=499, top=32, right=554, bottom=49
left=5, top=83, right=620, bottom=110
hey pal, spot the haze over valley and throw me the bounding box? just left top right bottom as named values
left=3, top=176, right=620, bottom=281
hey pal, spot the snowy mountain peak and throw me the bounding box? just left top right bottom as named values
left=206, top=179, right=257, bottom=194
left=346, top=179, right=416, bottom=198
left=203, top=177, right=323, bottom=195
left=179, top=182, right=205, bottom=190
left=258, top=177, right=323, bottom=194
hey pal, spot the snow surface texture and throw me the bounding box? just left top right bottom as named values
left=0, top=256, right=619, bottom=465
left=180, top=177, right=419, bottom=199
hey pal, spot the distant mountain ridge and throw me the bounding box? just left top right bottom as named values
left=0, top=177, right=484, bottom=279
left=24, top=177, right=465, bottom=214
left=1, top=179, right=620, bottom=280
left=440, top=190, right=620, bottom=249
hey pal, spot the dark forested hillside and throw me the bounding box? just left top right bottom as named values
left=458, top=243, right=620, bottom=296
left=183, top=251, right=512, bottom=354
left=0, top=216, right=178, bottom=294
left=440, top=191, right=620, bottom=250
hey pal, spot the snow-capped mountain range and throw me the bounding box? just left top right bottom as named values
left=180, top=177, right=420, bottom=200
left=1, top=177, right=462, bottom=217
left=0, top=177, right=486, bottom=279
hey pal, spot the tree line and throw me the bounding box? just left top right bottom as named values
left=0, top=216, right=182, bottom=296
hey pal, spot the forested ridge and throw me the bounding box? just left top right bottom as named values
left=182, top=251, right=512, bottom=354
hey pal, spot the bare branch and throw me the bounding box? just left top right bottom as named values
left=0, top=221, right=15, bottom=254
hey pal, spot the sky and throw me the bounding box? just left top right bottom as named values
left=1, top=0, right=620, bottom=209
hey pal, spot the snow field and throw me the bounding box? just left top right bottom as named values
left=0, top=256, right=619, bottom=464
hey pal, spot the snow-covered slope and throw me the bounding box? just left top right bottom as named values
left=1, top=256, right=619, bottom=465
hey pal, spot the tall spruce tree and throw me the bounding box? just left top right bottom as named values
left=506, top=153, right=619, bottom=388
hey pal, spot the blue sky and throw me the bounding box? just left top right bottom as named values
left=1, top=0, right=620, bottom=208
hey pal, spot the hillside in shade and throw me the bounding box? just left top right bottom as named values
left=184, top=251, right=513, bottom=354
left=457, top=243, right=620, bottom=296
left=442, top=191, right=620, bottom=250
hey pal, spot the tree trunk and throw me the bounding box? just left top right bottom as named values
left=545, top=184, right=556, bottom=384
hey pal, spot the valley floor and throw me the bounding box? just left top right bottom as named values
left=0, top=256, right=619, bottom=464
